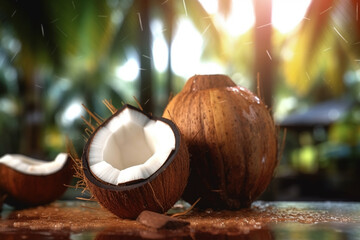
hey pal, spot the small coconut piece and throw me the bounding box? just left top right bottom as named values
left=137, top=210, right=190, bottom=230
left=0, top=153, right=73, bottom=208
left=81, top=104, right=189, bottom=219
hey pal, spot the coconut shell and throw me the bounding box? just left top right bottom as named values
left=163, top=74, right=278, bottom=209
left=82, top=105, right=189, bottom=219
left=0, top=156, right=73, bottom=208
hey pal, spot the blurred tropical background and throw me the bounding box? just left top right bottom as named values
left=0, top=0, right=359, bottom=201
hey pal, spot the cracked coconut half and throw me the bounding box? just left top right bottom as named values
left=0, top=153, right=73, bottom=207
left=80, top=103, right=189, bottom=219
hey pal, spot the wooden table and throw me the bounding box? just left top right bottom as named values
left=1, top=201, right=359, bottom=239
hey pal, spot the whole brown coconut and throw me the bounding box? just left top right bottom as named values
left=163, top=74, right=278, bottom=209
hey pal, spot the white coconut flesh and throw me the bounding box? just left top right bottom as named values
left=0, top=153, right=68, bottom=175
left=88, top=107, right=176, bottom=185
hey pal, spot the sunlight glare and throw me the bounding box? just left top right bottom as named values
left=61, top=100, right=84, bottom=127
left=171, top=18, right=203, bottom=78
left=115, top=58, right=139, bottom=82
left=198, top=0, right=218, bottom=15
left=272, top=0, right=311, bottom=33
left=171, top=18, right=225, bottom=78
left=152, top=37, right=168, bottom=72
left=223, top=0, right=255, bottom=37
left=197, top=62, right=224, bottom=75
left=151, top=20, right=168, bottom=72
left=200, top=0, right=254, bottom=36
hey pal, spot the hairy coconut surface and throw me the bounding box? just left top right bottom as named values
left=0, top=153, right=73, bottom=208
left=163, top=74, right=278, bottom=209
left=81, top=104, right=189, bottom=219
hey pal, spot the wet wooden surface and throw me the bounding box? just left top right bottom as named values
left=1, top=201, right=360, bottom=239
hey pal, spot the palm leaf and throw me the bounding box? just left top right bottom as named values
left=183, top=0, right=223, bottom=59
left=46, top=0, right=114, bottom=81
left=282, top=0, right=335, bottom=96
left=0, top=1, right=60, bottom=77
